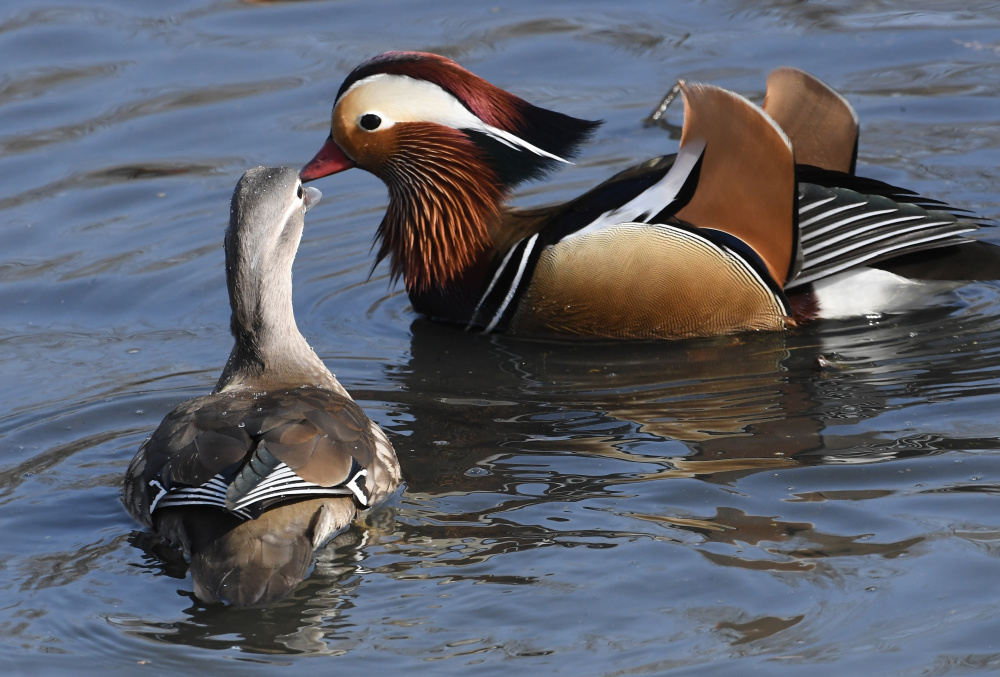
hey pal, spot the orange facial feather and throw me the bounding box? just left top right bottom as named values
left=375, top=123, right=503, bottom=292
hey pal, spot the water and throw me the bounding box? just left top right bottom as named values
left=3, top=0, right=1000, bottom=674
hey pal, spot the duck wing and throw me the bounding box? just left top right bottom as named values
left=123, top=387, right=378, bottom=526
left=789, top=169, right=981, bottom=289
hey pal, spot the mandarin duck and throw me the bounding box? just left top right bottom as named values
left=301, top=52, right=998, bottom=339
left=123, top=166, right=401, bottom=606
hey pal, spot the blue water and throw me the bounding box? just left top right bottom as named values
left=3, top=1, right=1000, bottom=674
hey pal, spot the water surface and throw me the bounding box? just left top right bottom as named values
left=3, top=1, right=1000, bottom=674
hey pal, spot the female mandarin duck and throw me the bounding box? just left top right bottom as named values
left=301, top=52, right=997, bottom=339
left=123, top=167, right=401, bottom=606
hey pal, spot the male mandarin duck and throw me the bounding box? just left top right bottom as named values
left=123, top=166, right=401, bottom=606
left=301, top=52, right=998, bottom=339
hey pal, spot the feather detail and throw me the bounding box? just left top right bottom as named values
left=673, top=82, right=797, bottom=286
left=125, top=386, right=387, bottom=524
left=226, top=441, right=282, bottom=510
left=787, top=182, right=977, bottom=288
left=377, top=123, right=501, bottom=292
left=763, top=67, right=859, bottom=174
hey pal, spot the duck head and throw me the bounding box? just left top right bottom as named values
left=302, top=51, right=601, bottom=292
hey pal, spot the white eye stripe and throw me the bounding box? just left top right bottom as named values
left=339, top=73, right=570, bottom=164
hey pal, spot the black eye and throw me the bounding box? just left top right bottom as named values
left=359, top=113, right=382, bottom=131
left=296, top=185, right=303, bottom=199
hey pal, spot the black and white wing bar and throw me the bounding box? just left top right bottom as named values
left=148, top=458, right=369, bottom=520
left=787, top=182, right=978, bottom=289
left=148, top=475, right=253, bottom=520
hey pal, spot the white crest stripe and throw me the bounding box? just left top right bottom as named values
left=338, top=73, right=571, bottom=163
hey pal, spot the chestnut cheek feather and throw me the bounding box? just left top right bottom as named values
left=301, top=137, right=356, bottom=182
left=374, top=124, right=502, bottom=292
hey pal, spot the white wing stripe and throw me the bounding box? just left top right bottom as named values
left=230, top=485, right=354, bottom=512
left=800, top=208, right=900, bottom=243
left=805, top=223, right=975, bottom=268
left=789, top=231, right=976, bottom=288
left=561, top=137, right=707, bottom=243
left=150, top=461, right=370, bottom=517
left=802, top=215, right=929, bottom=255
left=797, top=195, right=837, bottom=215
left=798, top=200, right=867, bottom=229
left=154, top=480, right=253, bottom=519
left=229, top=461, right=365, bottom=511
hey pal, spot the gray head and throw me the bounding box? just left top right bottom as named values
left=220, top=166, right=323, bottom=386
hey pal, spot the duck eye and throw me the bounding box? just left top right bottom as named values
left=359, top=113, right=382, bottom=131
left=296, top=185, right=303, bottom=199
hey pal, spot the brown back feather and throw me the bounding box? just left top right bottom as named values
left=123, top=387, right=378, bottom=527
left=763, top=67, right=859, bottom=174
left=674, top=82, right=796, bottom=286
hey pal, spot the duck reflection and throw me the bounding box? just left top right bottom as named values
left=632, top=506, right=922, bottom=573
left=377, top=308, right=1000, bottom=573
left=393, top=316, right=821, bottom=492
left=402, top=300, right=1000, bottom=470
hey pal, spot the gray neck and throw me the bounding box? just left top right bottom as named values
left=214, top=248, right=338, bottom=394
